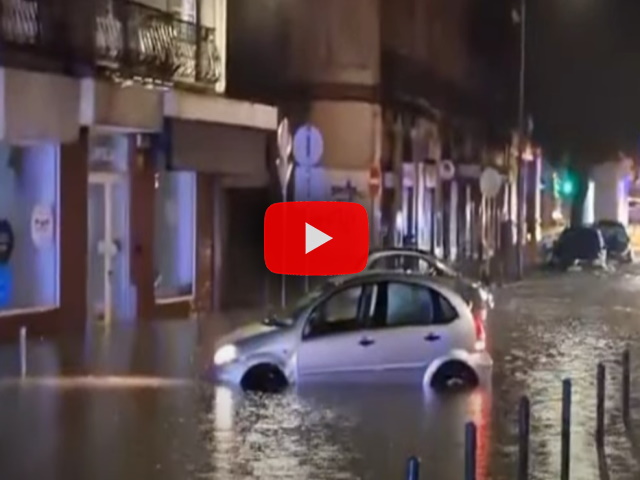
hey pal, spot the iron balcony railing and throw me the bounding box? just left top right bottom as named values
left=0, top=0, right=46, bottom=50
left=95, top=0, right=221, bottom=87
left=0, top=0, right=221, bottom=88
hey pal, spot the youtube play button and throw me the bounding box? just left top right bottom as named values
left=305, top=223, right=332, bottom=254
left=264, top=201, right=369, bottom=276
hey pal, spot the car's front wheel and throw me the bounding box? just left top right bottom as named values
left=430, top=361, right=479, bottom=393
left=240, top=364, right=288, bottom=393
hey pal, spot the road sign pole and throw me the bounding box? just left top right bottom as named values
left=276, top=118, right=294, bottom=310
left=281, top=186, right=287, bottom=309
left=293, top=123, right=323, bottom=297
left=304, top=167, right=311, bottom=293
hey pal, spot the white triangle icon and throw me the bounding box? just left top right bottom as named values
left=305, top=222, right=333, bottom=254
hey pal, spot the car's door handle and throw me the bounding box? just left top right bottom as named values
left=424, top=333, right=440, bottom=342
left=359, top=337, right=375, bottom=347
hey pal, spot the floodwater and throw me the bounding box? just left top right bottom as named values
left=2, top=268, right=640, bottom=479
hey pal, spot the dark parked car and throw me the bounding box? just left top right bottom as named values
left=550, top=226, right=607, bottom=270
left=594, top=220, right=633, bottom=263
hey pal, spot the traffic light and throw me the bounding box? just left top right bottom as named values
left=554, top=170, right=576, bottom=199
left=558, top=171, right=576, bottom=199
left=560, top=177, right=575, bottom=196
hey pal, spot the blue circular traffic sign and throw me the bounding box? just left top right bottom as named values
left=293, top=124, right=323, bottom=167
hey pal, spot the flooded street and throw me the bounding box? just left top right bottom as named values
left=3, top=269, right=640, bottom=479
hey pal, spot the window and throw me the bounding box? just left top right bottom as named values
left=385, top=282, right=433, bottom=327
left=153, top=171, right=196, bottom=299
left=434, top=292, right=458, bottom=325
left=0, top=144, right=59, bottom=312
left=304, top=285, right=366, bottom=339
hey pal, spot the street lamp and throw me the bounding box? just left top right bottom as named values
left=514, top=0, right=527, bottom=279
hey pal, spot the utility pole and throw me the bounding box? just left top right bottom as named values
left=515, top=0, right=527, bottom=279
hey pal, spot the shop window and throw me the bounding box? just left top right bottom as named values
left=0, top=144, right=59, bottom=312
left=154, top=170, right=196, bottom=299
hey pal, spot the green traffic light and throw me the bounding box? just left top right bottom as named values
left=560, top=179, right=574, bottom=196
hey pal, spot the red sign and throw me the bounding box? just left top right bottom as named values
left=369, top=164, right=381, bottom=197
left=264, top=201, right=369, bottom=276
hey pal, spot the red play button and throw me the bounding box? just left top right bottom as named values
left=264, top=201, right=369, bottom=276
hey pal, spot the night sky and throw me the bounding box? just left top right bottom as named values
left=527, top=0, right=640, bottom=160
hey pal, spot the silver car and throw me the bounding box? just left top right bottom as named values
left=366, top=248, right=495, bottom=323
left=211, top=270, right=492, bottom=393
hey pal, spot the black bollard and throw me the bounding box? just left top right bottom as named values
left=405, top=456, right=420, bottom=480
left=623, top=349, right=631, bottom=428
left=517, top=396, right=530, bottom=480
left=465, top=421, right=477, bottom=480
left=561, top=378, right=572, bottom=480
left=596, top=363, right=606, bottom=448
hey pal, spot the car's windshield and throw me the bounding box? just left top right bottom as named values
left=266, top=286, right=326, bottom=327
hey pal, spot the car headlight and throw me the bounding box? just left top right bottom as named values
left=213, top=344, right=238, bottom=366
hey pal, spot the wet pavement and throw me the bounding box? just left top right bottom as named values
left=3, top=268, right=640, bottom=479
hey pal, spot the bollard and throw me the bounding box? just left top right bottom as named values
left=622, top=349, right=631, bottom=428
left=405, top=456, right=420, bottom=480
left=561, top=378, right=572, bottom=480
left=517, top=396, right=530, bottom=480
left=465, top=421, right=477, bottom=480
left=596, top=363, right=606, bottom=448
left=19, top=326, right=27, bottom=379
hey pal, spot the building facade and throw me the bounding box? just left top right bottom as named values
left=226, top=0, right=516, bottom=272
left=0, top=0, right=277, bottom=340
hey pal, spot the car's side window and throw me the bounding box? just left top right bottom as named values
left=303, top=285, right=368, bottom=340
left=432, top=291, right=459, bottom=325
left=383, top=282, right=434, bottom=327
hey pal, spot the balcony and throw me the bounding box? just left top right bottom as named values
left=0, top=0, right=71, bottom=69
left=0, top=0, right=222, bottom=88
left=95, top=0, right=221, bottom=88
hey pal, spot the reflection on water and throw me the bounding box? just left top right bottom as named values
left=0, top=380, right=493, bottom=480
left=2, top=269, right=640, bottom=478
left=0, top=376, right=194, bottom=389
left=203, top=385, right=492, bottom=480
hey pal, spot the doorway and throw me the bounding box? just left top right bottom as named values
left=87, top=171, right=132, bottom=324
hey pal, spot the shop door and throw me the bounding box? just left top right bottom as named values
left=87, top=172, right=132, bottom=324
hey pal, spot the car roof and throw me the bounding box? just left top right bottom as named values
left=369, top=247, right=434, bottom=257
left=563, top=225, right=599, bottom=234
left=594, top=219, right=625, bottom=228
left=326, top=269, right=460, bottom=297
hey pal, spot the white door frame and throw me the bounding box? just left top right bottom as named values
left=88, top=171, right=126, bottom=324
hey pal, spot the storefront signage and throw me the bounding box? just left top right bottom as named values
left=31, top=204, right=55, bottom=248
left=0, top=219, right=14, bottom=264
left=0, top=264, right=11, bottom=307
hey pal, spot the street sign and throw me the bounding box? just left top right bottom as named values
left=369, top=164, right=382, bottom=197
left=439, top=160, right=456, bottom=181
left=277, top=118, right=293, bottom=161
left=293, top=124, right=323, bottom=167
left=480, top=167, right=503, bottom=198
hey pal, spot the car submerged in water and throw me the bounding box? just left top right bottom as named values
left=211, top=270, right=492, bottom=393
